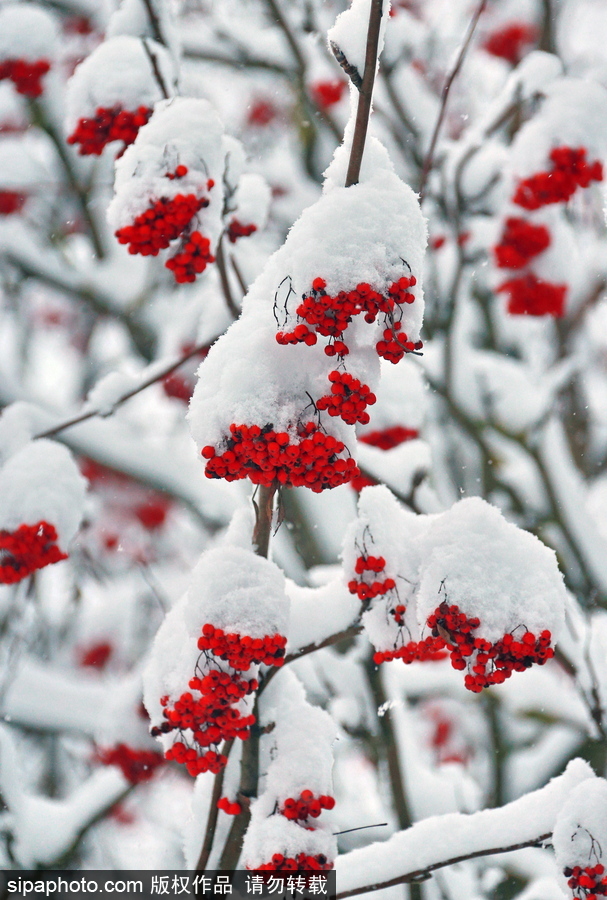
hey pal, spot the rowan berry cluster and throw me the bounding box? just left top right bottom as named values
left=360, top=426, right=419, bottom=450
left=202, top=422, right=360, bottom=492
left=197, top=623, right=287, bottom=671
left=253, top=853, right=333, bottom=872
left=280, top=790, right=335, bottom=821
left=316, top=371, right=376, bottom=425
left=0, top=521, right=67, bottom=584
left=482, top=23, right=537, bottom=64
left=0, top=191, right=26, bottom=215
left=227, top=219, right=257, bottom=242
left=67, top=106, right=152, bottom=156
left=373, top=636, right=448, bottom=665
left=513, top=147, right=603, bottom=210
left=276, top=274, right=419, bottom=362
left=498, top=274, right=567, bottom=317
left=217, top=796, right=242, bottom=816
left=427, top=602, right=554, bottom=692
left=97, top=743, right=165, bottom=784
left=564, top=864, right=607, bottom=899
left=310, top=79, right=346, bottom=108
left=115, top=189, right=209, bottom=257
left=376, top=321, right=423, bottom=363
left=153, top=672, right=257, bottom=776
left=165, top=231, right=215, bottom=283
left=347, top=554, right=396, bottom=600
left=494, top=218, right=551, bottom=269
left=0, top=58, right=50, bottom=97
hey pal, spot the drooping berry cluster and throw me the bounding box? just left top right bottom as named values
left=564, top=864, right=607, bottom=899
left=197, top=624, right=286, bottom=670
left=494, top=218, right=551, bottom=269
left=513, top=147, right=603, bottom=210
left=281, top=790, right=335, bottom=822
left=253, top=853, right=333, bottom=872
left=376, top=321, right=423, bottom=363
left=347, top=554, right=395, bottom=600
left=276, top=275, right=419, bottom=363
left=227, top=219, right=257, bottom=242
left=497, top=274, right=567, bottom=317
left=316, top=371, right=376, bottom=425
left=0, top=521, right=67, bottom=584
left=165, top=231, right=215, bottom=283
left=482, top=23, right=537, bottom=64
left=427, top=601, right=554, bottom=692
left=97, top=743, right=165, bottom=784
left=153, top=624, right=286, bottom=777
left=0, top=58, right=50, bottom=97
left=154, top=674, right=257, bottom=777
left=0, top=191, right=26, bottom=215
left=217, top=796, right=242, bottom=816
left=67, top=106, right=152, bottom=156
left=115, top=190, right=208, bottom=257
left=202, top=422, right=360, bottom=492
left=372, top=636, right=448, bottom=665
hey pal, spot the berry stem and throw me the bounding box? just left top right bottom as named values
left=345, top=0, right=384, bottom=188
left=196, top=738, right=234, bottom=871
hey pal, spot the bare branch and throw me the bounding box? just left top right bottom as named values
left=345, top=0, right=384, bottom=188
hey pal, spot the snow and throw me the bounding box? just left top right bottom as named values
left=285, top=576, right=361, bottom=654
left=66, top=36, right=177, bottom=132
left=553, top=777, right=607, bottom=884
left=335, top=758, right=593, bottom=896
left=0, top=439, right=87, bottom=548
left=327, top=0, right=391, bottom=81
left=0, top=3, right=59, bottom=63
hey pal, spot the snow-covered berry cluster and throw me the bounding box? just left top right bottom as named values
left=67, top=105, right=152, bottom=156
left=280, top=790, right=335, bottom=822
left=202, top=422, right=359, bottom=492
left=564, top=865, right=607, bottom=899
left=0, top=521, right=66, bottom=584
left=145, top=548, right=290, bottom=778
left=495, top=146, right=603, bottom=317
left=554, top=779, right=607, bottom=900
left=96, top=743, right=165, bottom=785
left=0, top=58, right=50, bottom=97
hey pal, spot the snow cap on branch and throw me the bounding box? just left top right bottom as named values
left=553, top=776, right=607, bottom=881
left=327, top=0, right=391, bottom=82
left=65, top=36, right=176, bottom=135
left=0, top=3, right=58, bottom=65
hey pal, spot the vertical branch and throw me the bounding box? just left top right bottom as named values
left=252, top=484, right=278, bottom=559
left=418, top=0, right=488, bottom=201
left=216, top=237, right=241, bottom=320
left=196, top=739, right=235, bottom=871
left=345, top=0, right=384, bottom=188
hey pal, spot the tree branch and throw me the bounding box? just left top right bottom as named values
left=345, top=0, right=384, bottom=187
left=196, top=739, right=235, bottom=871
left=418, top=0, right=488, bottom=201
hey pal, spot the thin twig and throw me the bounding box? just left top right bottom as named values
left=345, top=0, right=384, bottom=187
left=196, top=739, right=235, bottom=871
left=142, top=37, right=170, bottom=99
left=34, top=341, right=210, bottom=439
left=216, top=237, right=241, bottom=319
left=141, top=0, right=165, bottom=45
left=418, top=0, right=488, bottom=201
left=336, top=833, right=552, bottom=898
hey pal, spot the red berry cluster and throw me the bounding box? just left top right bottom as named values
left=498, top=274, right=567, bottom=317
left=0, top=58, right=50, bottom=97
left=347, top=554, right=396, bottom=601
left=483, top=23, right=537, bottom=64
left=67, top=105, right=152, bottom=156
left=115, top=191, right=209, bottom=257
left=97, top=743, right=165, bottom=784
left=494, top=218, right=551, bottom=269
left=513, top=147, right=603, bottom=210
left=153, top=672, right=257, bottom=776
left=202, top=422, right=359, bottom=492
left=564, top=864, right=607, bottom=899
left=311, top=80, right=346, bottom=108
left=227, top=219, right=257, bottom=243
left=253, top=853, right=333, bottom=872
left=166, top=231, right=215, bottom=283
left=281, top=790, right=335, bottom=821
left=217, top=796, right=242, bottom=816
left=197, top=624, right=286, bottom=671
left=79, top=641, right=112, bottom=669
left=373, top=636, right=448, bottom=665
left=316, top=371, right=376, bottom=425
left=376, top=321, right=423, bottom=363
left=360, top=426, right=419, bottom=450
left=276, top=275, right=419, bottom=362
left=0, top=191, right=26, bottom=215
left=427, top=602, right=554, bottom=693
left=162, top=372, right=194, bottom=403
left=0, top=521, right=67, bottom=584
